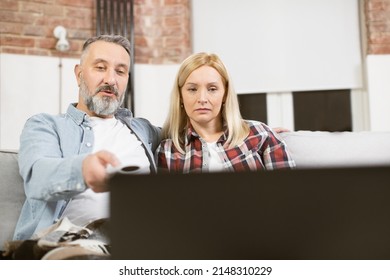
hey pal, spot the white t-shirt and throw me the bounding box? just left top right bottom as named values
left=61, top=116, right=150, bottom=226
left=206, top=141, right=225, bottom=172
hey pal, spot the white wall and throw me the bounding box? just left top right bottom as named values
left=60, top=58, right=80, bottom=113
left=0, top=54, right=78, bottom=150
left=192, top=0, right=363, bottom=93
left=366, top=55, right=390, bottom=131
left=133, top=64, right=180, bottom=127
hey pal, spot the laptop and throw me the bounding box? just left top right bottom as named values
left=109, top=166, right=390, bottom=260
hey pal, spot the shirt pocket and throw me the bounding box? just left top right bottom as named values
left=226, top=146, right=265, bottom=170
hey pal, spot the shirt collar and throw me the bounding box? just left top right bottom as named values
left=185, top=123, right=228, bottom=144
left=67, top=103, right=87, bottom=125
left=66, top=103, right=133, bottom=125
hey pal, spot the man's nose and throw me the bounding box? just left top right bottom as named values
left=104, top=69, right=116, bottom=85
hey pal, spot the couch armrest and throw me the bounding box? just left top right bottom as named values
left=0, top=150, right=25, bottom=251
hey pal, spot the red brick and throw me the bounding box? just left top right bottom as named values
left=135, top=36, right=149, bottom=47
left=367, top=21, right=389, bottom=32
left=20, top=2, right=45, bottom=14
left=2, top=36, right=35, bottom=47
left=34, top=0, right=56, bottom=3
left=161, top=5, right=187, bottom=16
left=164, top=15, right=186, bottom=27
left=44, top=5, right=64, bottom=16
left=0, top=11, right=40, bottom=24
left=365, top=0, right=390, bottom=54
left=0, top=47, right=27, bottom=55
left=368, top=44, right=390, bottom=54
left=0, top=0, right=18, bottom=11
left=164, top=0, right=189, bottom=5
left=65, top=7, right=92, bottom=19
left=368, top=32, right=390, bottom=44
left=0, top=22, right=24, bottom=35
left=57, top=0, right=94, bottom=8
left=23, top=25, right=47, bottom=37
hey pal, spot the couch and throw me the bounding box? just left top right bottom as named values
left=0, top=150, right=25, bottom=252
left=1, top=130, right=390, bottom=251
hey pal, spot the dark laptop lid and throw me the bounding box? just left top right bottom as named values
left=109, top=166, right=390, bottom=260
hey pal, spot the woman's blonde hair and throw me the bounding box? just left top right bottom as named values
left=162, top=52, right=249, bottom=153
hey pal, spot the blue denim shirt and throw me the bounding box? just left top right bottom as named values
left=13, top=103, right=161, bottom=241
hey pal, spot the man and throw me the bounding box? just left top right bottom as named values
left=13, top=35, right=161, bottom=242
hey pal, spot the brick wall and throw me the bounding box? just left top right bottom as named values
left=365, top=0, right=390, bottom=54
left=2, top=1, right=390, bottom=61
left=134, top=0, right=191, bottom=63
left=0, top=0, right=191, bottom=63
left=0, top=0, right=95, bottom=58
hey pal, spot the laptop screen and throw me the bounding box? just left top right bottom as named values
left=109, top=166, right=390, bottom=260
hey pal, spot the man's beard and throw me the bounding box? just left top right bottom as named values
left=79, top=78, right=125, bottom=116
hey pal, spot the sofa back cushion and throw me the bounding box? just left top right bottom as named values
left=280, top=130, right=390, bottom=168
left=0, top=150, right=25, bottom=250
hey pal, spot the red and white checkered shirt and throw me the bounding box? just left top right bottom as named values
left=155, top=120, right=296, bottom=173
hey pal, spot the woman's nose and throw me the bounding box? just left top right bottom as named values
left=198, top=88, right=208, bottom=103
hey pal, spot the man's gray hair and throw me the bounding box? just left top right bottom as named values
left=81, top=34, right=132, bottom=62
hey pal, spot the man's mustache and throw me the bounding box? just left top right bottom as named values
left=95, top=85, right=119, bottom=96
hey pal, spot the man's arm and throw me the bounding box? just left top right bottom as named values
left=18, top=114, right=116, bottom=201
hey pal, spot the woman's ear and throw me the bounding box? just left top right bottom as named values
left=179, top=96, right=183, bottom=107
left=223, top=93, right=227, bottom=103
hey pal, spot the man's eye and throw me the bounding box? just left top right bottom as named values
left=96, top=66, right=105, bottom=71
left=116, top=69, right=126, bottom=75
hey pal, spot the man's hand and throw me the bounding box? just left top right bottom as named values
left=82, top=150, right=120, bottom=192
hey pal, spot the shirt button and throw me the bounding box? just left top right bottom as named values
left=76, top=183, right=82, bottom=190
left=86, top=126, right=91, bottom=130
left=86, top=142, right=92, bottom=147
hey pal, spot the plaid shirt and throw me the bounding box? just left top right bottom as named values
left=155, top=120, right=296, bottom=173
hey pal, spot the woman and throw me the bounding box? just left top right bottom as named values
left=155, top=52, right=295, bottom=173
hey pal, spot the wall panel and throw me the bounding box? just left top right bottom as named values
left=0, top=54, right=60, bottom=150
